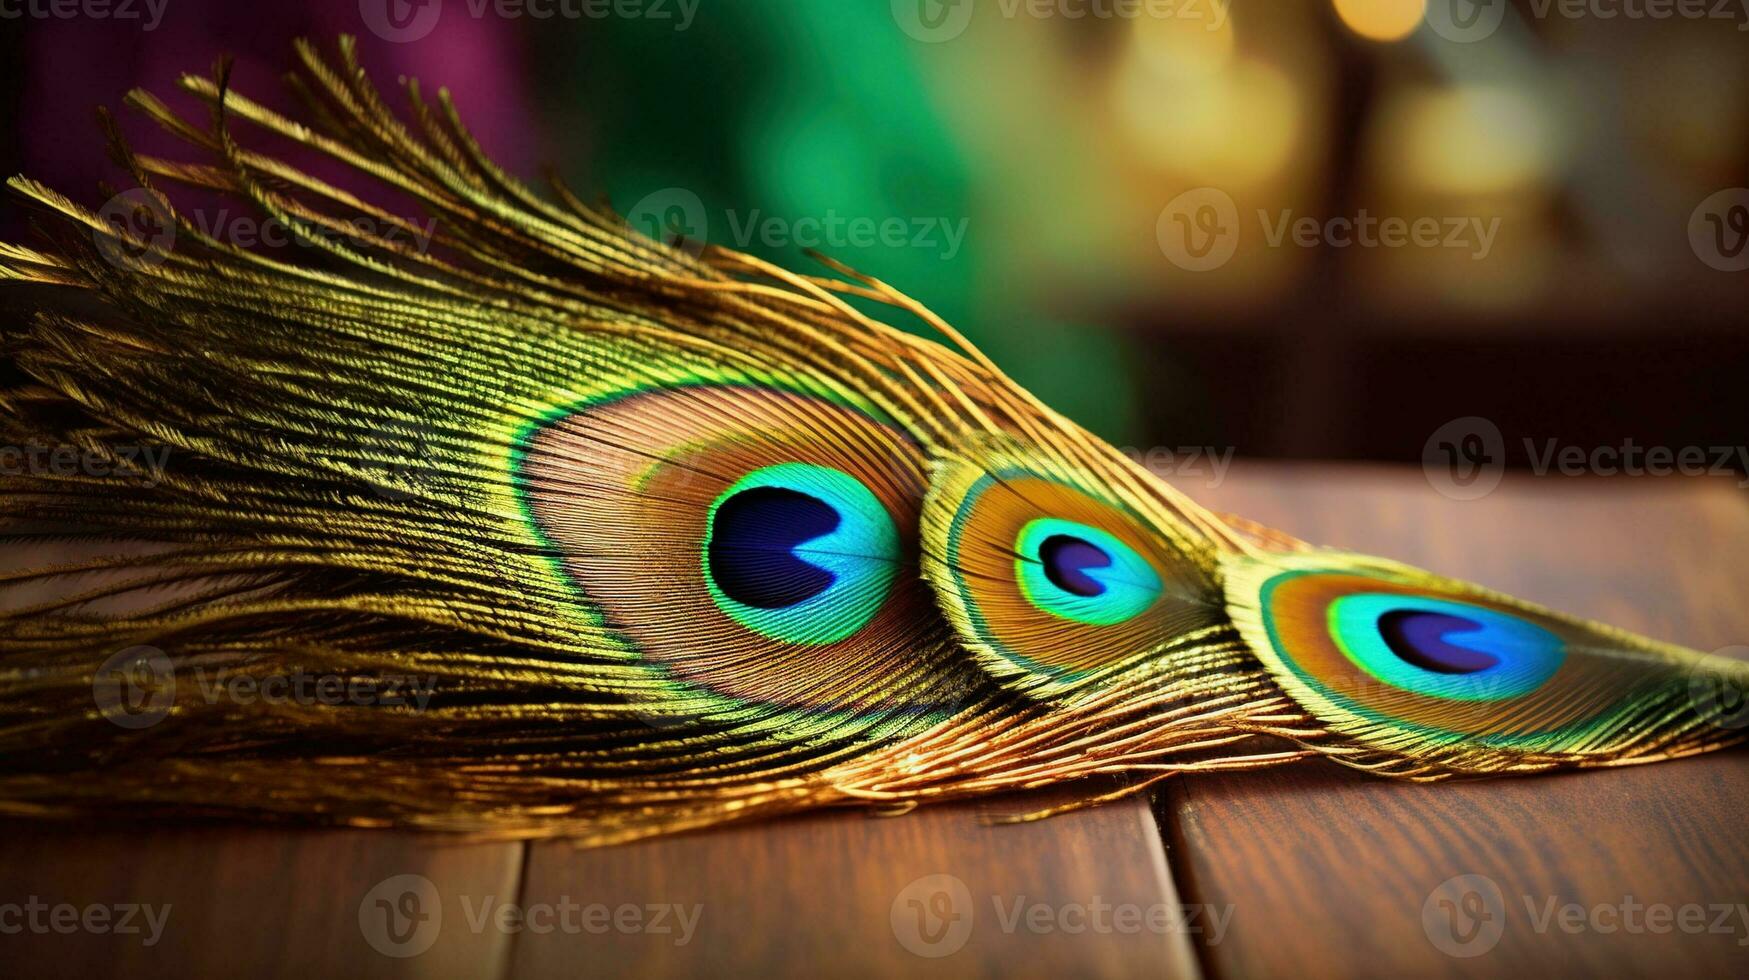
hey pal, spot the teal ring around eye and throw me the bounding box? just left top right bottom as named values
left=701, top=462, right=900, bottom=645
left=1328, top=594, right=1566, bottom=701
left=1014, top=518, right=1164, bottom=626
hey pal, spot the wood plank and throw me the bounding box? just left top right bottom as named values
left=0, top=826, right=523, bottom=980
left=509, top=789, right=1198, bottom=979
left=1164, top=463, right=1749, bottom=978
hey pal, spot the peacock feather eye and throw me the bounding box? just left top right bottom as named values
left=1326, top=594, right=1565, bottom=701
left=516, top=380, right=948, bottom=717
left=1015, top=518, right=1164, bottom=626
left=919, top=451, right=1224, bottom=694
left=703, top=463, right=902, bottom=645
left=1221, top=554, right=1734, bottom=759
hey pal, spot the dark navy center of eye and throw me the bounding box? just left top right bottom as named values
left=708, top=487, right=840, bottom=609
left=1377, top=610, right=1500, bottom=675
left=1038, top=534, right=1112, bottom=598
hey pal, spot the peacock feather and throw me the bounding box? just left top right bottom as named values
left=0, top=38, right=1741, bottom=843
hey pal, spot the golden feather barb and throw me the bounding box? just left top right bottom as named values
left=0, top=38, right=1740, bottom=843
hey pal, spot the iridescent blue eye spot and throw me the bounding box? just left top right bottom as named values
left=1015, top=518, right=1163, bottom=626
left=1038, top=534, right=1112, bottom=597
left=702, top=463, right=900, bottom=645
left=708, top=487, right=840, bottom=608
left=1328, top=594, right=1565, bottom=701
left=1376, top=610, right=1499, bottom=675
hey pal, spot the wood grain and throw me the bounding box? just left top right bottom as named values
left=507, top=789, right=1195, bottom=980
left=1166, top=463, right=1749, bottom=979
left=0, top=825, right=522, bottom=980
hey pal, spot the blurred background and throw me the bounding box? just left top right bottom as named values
left=1, top=0, right=1744, bottom=472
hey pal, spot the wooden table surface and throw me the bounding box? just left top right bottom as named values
left=1, top=463, right=1744, bottom=979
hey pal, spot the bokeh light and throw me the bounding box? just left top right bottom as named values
left=1383, top=85, right=1557, bottom=196
left=1333, top=0, right=1428, bottom=43
left=1113, top=54, right=1301, bottom=187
